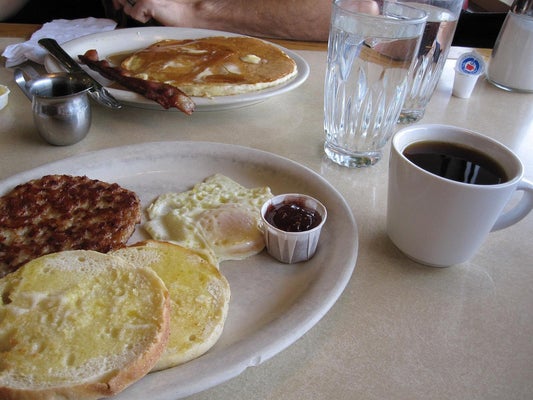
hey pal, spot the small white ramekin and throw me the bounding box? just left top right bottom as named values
left=260, top=193, right=327, bottom=263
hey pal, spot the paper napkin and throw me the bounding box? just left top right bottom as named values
left=2, top=17, right=117, bottom=67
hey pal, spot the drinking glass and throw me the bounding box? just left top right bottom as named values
left=324, top=0, right=427, bottom=168
left=397, top=0, right=463, bottom=123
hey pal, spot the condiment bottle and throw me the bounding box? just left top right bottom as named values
left=487, top=0, right=533, bottom=92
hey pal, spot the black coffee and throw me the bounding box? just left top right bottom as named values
left=403, top=141, right=508, bottom=185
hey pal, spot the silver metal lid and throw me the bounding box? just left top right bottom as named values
left=512, top=0, right=533, bottom=16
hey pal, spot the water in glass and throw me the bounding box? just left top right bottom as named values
left=398, top=0, right=462, bottom=123
left=324, top=0, right=427, bottom=167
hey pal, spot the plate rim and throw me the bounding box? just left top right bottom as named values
left=0, top=141, right=358, bottom=399
left=43, top=27, right=311, bottom=111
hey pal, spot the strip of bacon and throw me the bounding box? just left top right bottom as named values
left=78, top=49, right=195, bottom=115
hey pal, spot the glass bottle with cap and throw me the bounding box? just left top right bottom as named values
left=487, top=0, right=533, bottom=92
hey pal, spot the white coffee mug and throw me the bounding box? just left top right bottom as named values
left=387, top=124, right=533, bottom=267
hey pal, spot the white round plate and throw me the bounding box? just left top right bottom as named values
left=0, top=141, right=357, bottom=399
left=44, top=27, right=310, bottom=111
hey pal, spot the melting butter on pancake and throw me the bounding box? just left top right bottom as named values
left=121, top=36, right=298, bottom=97
left=144, top=174, right=273, bottom=264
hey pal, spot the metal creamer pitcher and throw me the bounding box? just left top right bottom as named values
left=14, top=68, right=92, bottom=145
left=487, top=0, right=533, bottom=92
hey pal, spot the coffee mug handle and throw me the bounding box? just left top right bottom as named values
left=492, top=178, right=533, bottom=231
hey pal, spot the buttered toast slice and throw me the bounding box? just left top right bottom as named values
left=0, top=250, right=170, bottom=400
left=113, top=240, right=230, bottom=371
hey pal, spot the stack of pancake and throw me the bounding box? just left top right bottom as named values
left=120, top=36, right=298, bottom=97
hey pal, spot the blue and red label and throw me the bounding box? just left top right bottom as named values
left=458, top=53, right=484, bottom=75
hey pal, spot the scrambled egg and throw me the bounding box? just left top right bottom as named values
left=144, top=174, right=273, bottom=265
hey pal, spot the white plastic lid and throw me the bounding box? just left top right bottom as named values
left=455, top=51, right=486, bottom=76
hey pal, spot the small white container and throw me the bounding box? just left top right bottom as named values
left=0, top=85, right=10, bottom=110
left=261, top=194, right=327, bottom=264
left=452, top=51, right=485, bottom=99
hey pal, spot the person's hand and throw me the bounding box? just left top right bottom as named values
left=112, top=0, right=198, bottom=26
left=0, top=0, right=30, bottom=21
left=110, top=0, right=331, bottom=41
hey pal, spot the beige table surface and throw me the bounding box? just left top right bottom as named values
left=1, top=24, right=532, bottom=400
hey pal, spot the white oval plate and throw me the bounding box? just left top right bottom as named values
left=44, top=27, right=310, bottom=111
left=0, top=141, right=357, bottom=399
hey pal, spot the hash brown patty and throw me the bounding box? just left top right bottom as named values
left=0, top=174, right=141, bottom=278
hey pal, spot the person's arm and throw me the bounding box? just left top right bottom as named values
left=0, top=0, right=30, bottom=21
left=112, top=0, right=332, bottom=41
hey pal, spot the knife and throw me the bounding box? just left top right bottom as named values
left=38, top=38, right=122, bottom=109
